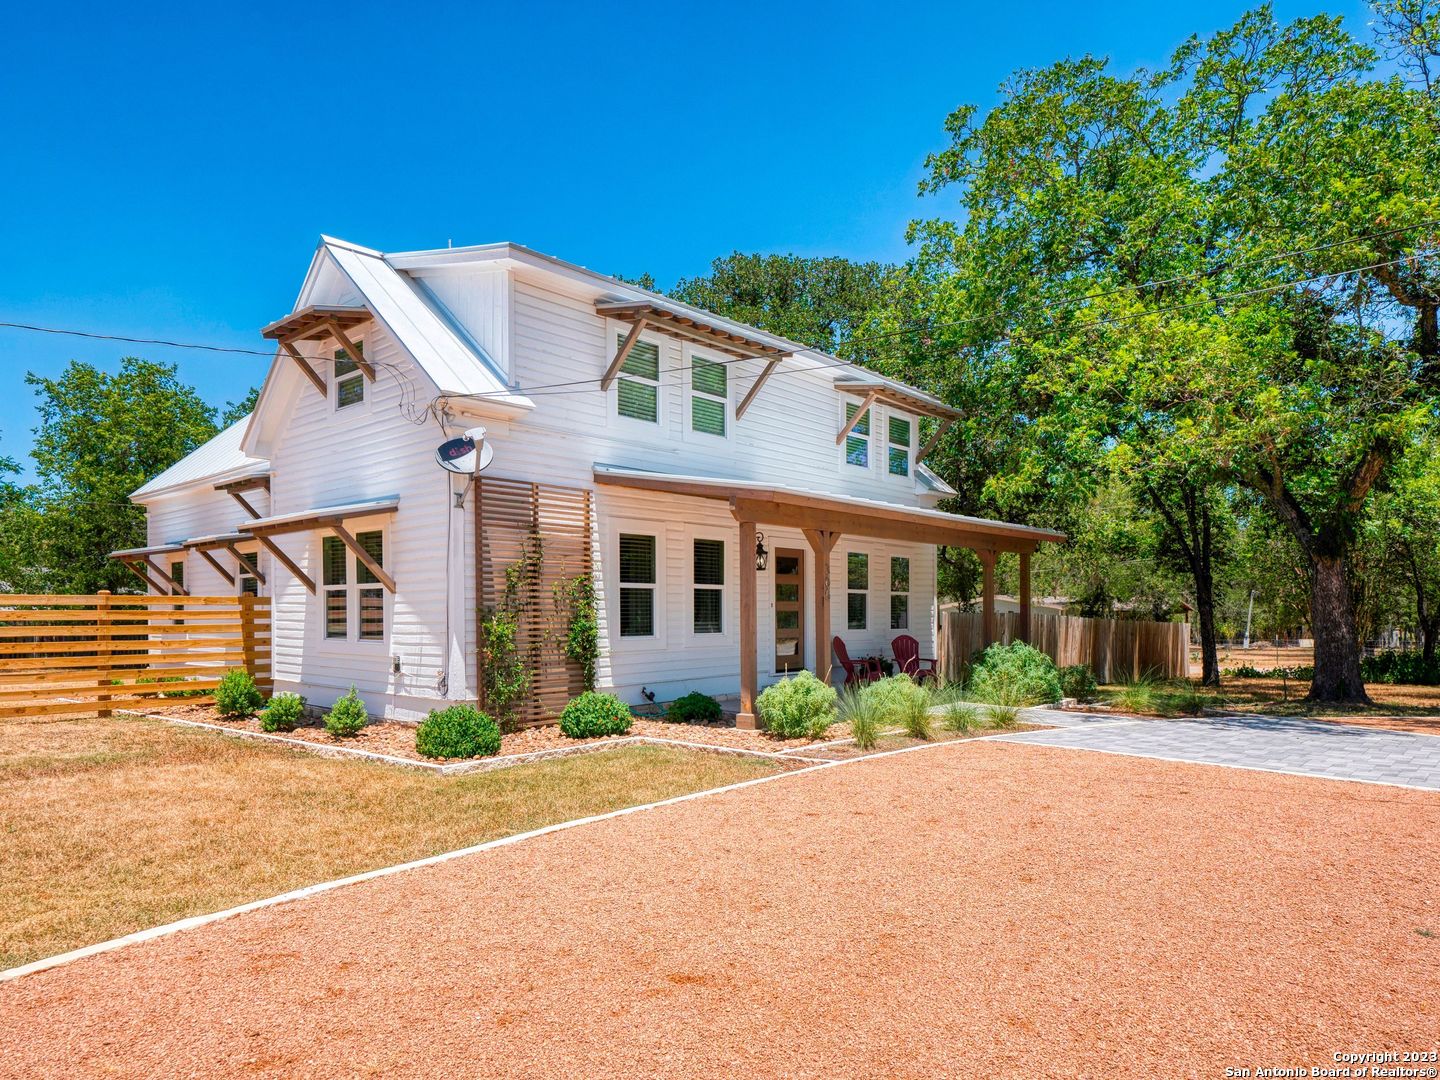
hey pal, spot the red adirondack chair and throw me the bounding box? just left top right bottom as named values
left=891, top=634, right=938, bottom=684
left=833, top=636, right=881, bottom=688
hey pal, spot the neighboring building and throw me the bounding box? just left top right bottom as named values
left=115, top=237, right=1061, bottom=727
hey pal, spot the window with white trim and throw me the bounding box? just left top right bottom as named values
left=888, top=414, right=912, bottom=477
left=890, top=556, right=910, bottom=630
left=847, top=552, right=868, bottom=629
left=693, top=538, right=724, bottom=634
left=334, top=342, right=364, bottom=410
left=844, top=401, right=870, bottom=468
left=616, top=334, right=660, bottom=423
left=690, top=353, right=728, bottom=437
left=169, top=559, right=185, bottom=591
left=619, top=533, right=657, bottom=637
left=236, top=548, right=260, bottom=597
left=321, top=531, right=385, bottom=642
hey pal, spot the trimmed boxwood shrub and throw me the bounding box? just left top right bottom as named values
left=859, top=674, right=928, bottom=722
left=559, top=691, right=633, bottom=738
left=416, top=704, right=502, bottom=759
left=260, top=692, right=306, bottom=733
left=324, top=687, right=368, bottom=737
left=215, top=669, right=264, bottom=719
left=1058, top=664, right=1097, bottom=702
left=666, top=691, right=722, bottom=725
left=756, top=670, right=837, bottom=739
left=967, top=642, right=1063, bottom=707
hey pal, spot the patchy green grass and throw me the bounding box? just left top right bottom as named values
left=0, top=713, right=781, bottom=970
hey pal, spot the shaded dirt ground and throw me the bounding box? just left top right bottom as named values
left=3, top=739, right=1437, bottom=1078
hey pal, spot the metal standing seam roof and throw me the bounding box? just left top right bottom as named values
left=130, top=416, right=269, bottom=500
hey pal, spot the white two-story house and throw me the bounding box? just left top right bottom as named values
left=117, top=237, right=1061, bottom=727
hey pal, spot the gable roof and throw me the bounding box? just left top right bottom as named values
left=131, top=415, right=268, bottom=500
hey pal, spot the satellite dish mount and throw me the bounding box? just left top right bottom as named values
left=437, top=426, right=493, bottom=507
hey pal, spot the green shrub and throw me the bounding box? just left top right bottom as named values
left=926, top=680, right=968, bottom=707
left=757, top=670, right=837, bottom=739
left=1058, top=664, right=1097, bottom=702
left=416, top=704, right=502, bottom=759
left=559, top=691, right=633, bottom=739
left=1360, top=650, right=1439, bottom=685
left=215, top=669, right=264, bottom=719
left=259, top=692, right=306, bottom=733
left=324, top=687, right=368, bottom=737
left=1110, top=675, right=1159, bottom=714
left=900, top=696, right=934, bottom=740
left=984, top=704, right=1019, bottom=729
left=860, top=674, right=929, bottom=722
left=967, top=643, right=1062, bottom=707
left=837, top=686, right=882, bottom=750
left=666, top=691, right=722, bottom=725
left=943, top=702, right=979, bottom=734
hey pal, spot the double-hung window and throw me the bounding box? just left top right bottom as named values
left=236, top=549, right=260, bottom=597
left=693, top=538, right=724, bottom=634
left=619, top=533, right=657, bottom=637
left=890, top=556, right=910, bottom=629
left=888, top=415, right=912, bottom=477
left=844, top=401, right=870, bottom=468
left=169, top=559, right=185, bottom=591
left=334, top=342, right=364, bottom=410
left=690, top=354, right=728, bottom=437
left=321, top=531, right=385, bottom=642
left=616, top=335, right=660, bottom=423
left=847, top=552, right=868, bottom=629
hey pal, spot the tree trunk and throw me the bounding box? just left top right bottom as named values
left=1421, top=618, right=1439, bottom=663
left=1307, top=553, right=1370, bottom=703
left=1194, top=581, right=1221, bottom=687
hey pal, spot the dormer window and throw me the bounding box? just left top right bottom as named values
left=888, top=415, right=912, bottom=477
left=335, top=342, right=364, bottom=409
left=616, top=334, right=660, bottom=423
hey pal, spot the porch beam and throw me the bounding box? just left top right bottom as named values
left=325, top=320, right=376, bottom=382
left=279, top=340, right=328, bottom=397
left=197, top=547, right=237, bottom=586
left=979, top=550, right=997, bottom=648
left=601, top=318, right=647, bottom=391
left=737, top=517, right=759, bottom=729
left=1018, top=550, right=1032, bottom=644
left=834, top=390, right=879, bottom=446
left=729, top=497, right=1040, bottom=554
left=253, top=535, right=314, bottom=594
left=331, top=523, right=397, bottom=593
left=224, top=544, right=267, bottom=587
left=918, top=417, right=956, bottom=462
left=735, top=358, right=783, bottom=420
left=803, top=528, right=840, bottom=686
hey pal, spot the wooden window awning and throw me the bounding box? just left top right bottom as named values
left=832, top=381, right=961, bottom=460
left=108, top=543, right=188, bottom=595
left=215, top=473, right=271, bottom=519
left=593, top=465, right=1064, bottom=554
left=260, top=305, right=375, bottom=396
left=243, top=498, right=400, bottom=595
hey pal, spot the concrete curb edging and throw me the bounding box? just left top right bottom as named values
left=0, top=729, right=1024, bottom=984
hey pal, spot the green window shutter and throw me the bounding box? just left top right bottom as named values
left=619, top=335, right=659, bottom=381
left=618, top=379, right=658, bottom=422
left=692, top=355, right=727, bottom=398
left=322, top=536, right=348, bottom=587
left=692, top=396, right=726, bottom=436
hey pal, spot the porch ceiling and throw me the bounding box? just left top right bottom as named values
left=592, top=465, right=1065, bottom=553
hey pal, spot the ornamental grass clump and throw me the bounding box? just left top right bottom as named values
left=859, top=674, right=929, bottom=723
left=416, top=704, right=502, bottom=759
left=324, top=687, right=368, bottom=737
left=215, top=669, right=264, bottom=719
left=984, top=704, right=1019, bottom=729
left=756, top=670, right=837, bottom=740
left=966, top=642, right=1063, bottom=707
left=259, top=692, right=306, bottom=733
left=559, top=691, right=633, bottom=739
left=837, top=686, right=881, bottom=750
left=943, top=701, right=980, bottom=735
left=900, top=696, right=934, bottom=740
left=666, top=691, right=722, bottom=725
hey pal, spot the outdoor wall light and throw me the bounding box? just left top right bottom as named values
left=755, top=531, right=769, bottom=571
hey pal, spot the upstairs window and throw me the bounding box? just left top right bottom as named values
left=321, top=531, right=385, bottom=642
left=619, top=533, right=657, bottom=637
left=847, top=552, right=868, bottom=629
left=335, top=342, right=364, bottom=409
left=169, top=559, right=185, bottom=591
left=844, top=401, right=870, bottom=468
left=693, top=538, right=725, bottom=634
left=888, top=415, right=912, bottom=477
left=890, top=556, right=910, bottom=629
left=690, top=354, right=728, bottom=437
left=617, top=335, right=660, bottom=423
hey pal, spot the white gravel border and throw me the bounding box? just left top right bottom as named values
left=0, top=730, right=1023, bottom=984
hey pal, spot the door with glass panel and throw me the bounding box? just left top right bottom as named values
left=773, top=548, right=805, bottom=674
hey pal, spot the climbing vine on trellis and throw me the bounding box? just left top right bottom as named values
left=553, top=571, right=598, bottom=692
left=481, top=531, right=542, bottom=730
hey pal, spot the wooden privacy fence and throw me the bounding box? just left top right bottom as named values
left=0, top=592, right=271, bottom=720
left=937, top=609, right=1189, bottom=684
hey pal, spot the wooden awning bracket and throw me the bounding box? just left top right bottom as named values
left=330, top=524, right=397, bottom=593
left=280, top=340, right=327, bottom=397
left=324, top=320, right=376, bottom=382
left=601, top=318, right=648, bottom=391
left=196, top=547, right=237, bottom=586
left=227, top=490, right=262, bottom=520
left=918, top=417, right=956, bottom=462
left=223, top=543, right=267, bottom=587
left=835, top=390, right=880, bottom=446
left=253, top=535, right=312, bottom=594
left=736, top=358, right=783, bottom=420
left=118, top=558, right=168, bottom=594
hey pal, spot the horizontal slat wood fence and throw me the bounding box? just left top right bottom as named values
left=938, top=609, right=1189, bottom=684
left=0, top=592, right=271, bottom=720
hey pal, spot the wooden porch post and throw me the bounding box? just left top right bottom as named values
left=1018, top=550, right=1032, bottom=644
left=803, top=529, right=839, bottom=686
left=980, top=550, right=997, bottom=648
left=737, top=518, right=759, bottom=729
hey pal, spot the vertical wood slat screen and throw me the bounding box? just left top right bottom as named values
left=475, top=476, right=594, bottom=727
left=936, top=609, right=1190, bottom=685
left=0, top=594, right=272, bottom=719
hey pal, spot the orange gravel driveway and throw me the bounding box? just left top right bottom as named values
left=3, top=739, right=1438, bottom=1078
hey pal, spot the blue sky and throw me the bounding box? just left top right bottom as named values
left=0, top=0, right=1365, bottom=481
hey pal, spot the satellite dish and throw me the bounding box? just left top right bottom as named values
left=436, top=426, right=493, bottom=475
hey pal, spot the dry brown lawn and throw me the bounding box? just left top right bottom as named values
left=0, top=713, right=779, bottom=970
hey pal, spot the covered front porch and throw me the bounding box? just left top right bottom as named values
left=594, top=466, right=1065, bottom=728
